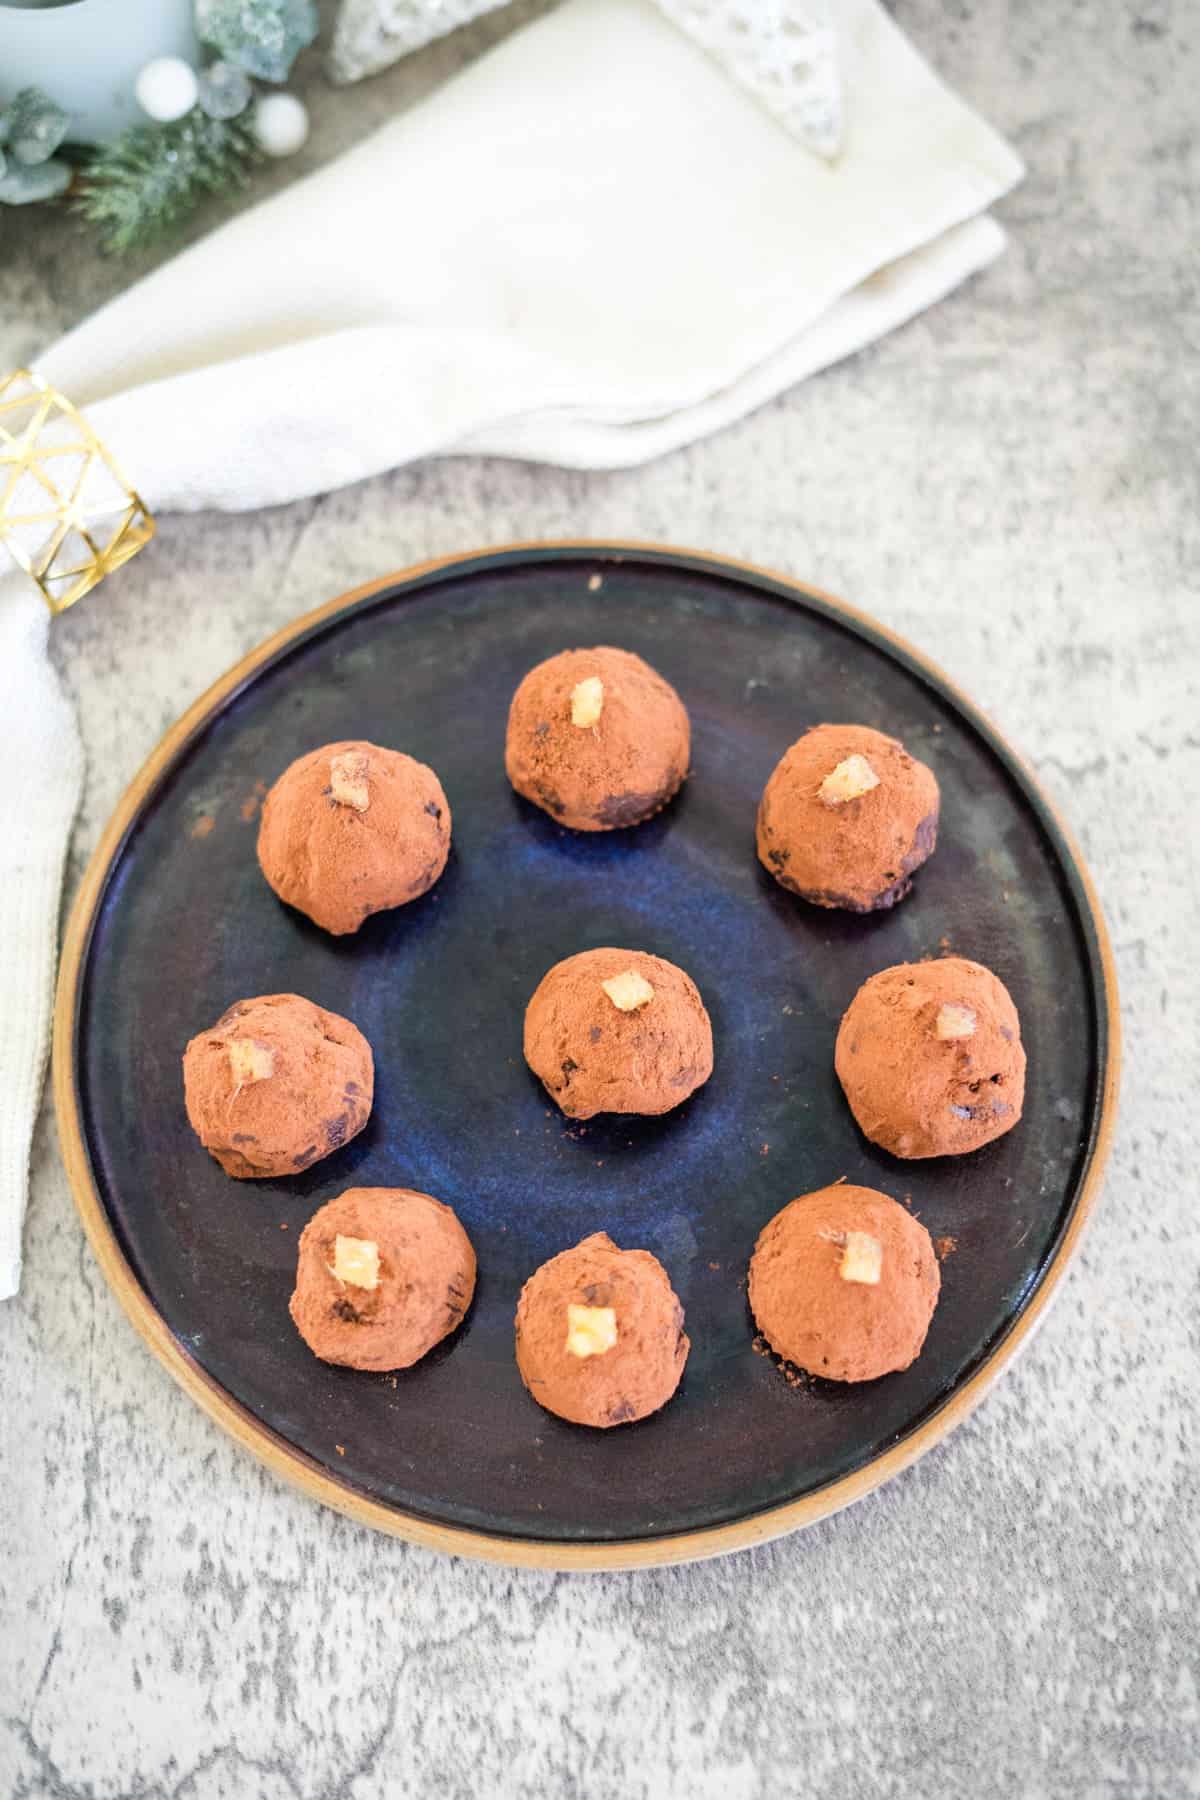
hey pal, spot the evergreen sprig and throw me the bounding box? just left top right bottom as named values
left=75, top=110, right=259, bottom=253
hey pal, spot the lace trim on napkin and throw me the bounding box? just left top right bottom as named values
left=652, top=2, right=841, bottom=158
left=329, top=0, right=513, bottom=83
left=329, top=0, right=842, bottom=159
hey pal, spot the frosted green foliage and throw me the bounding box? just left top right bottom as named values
left=5, top=87, right=70, bottom=165
left=75, top=110, right=258, bottom=252
left=0, top=87, right=72, bottom=204
left=197, top=60, right=254, bottom=121
left=0, top=157, right=71, bottom=204
left=195, top=0, right=318, bottom=82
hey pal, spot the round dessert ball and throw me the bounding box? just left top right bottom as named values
left=183, top=993, right=373, bottom=1179
left=290, top=1187, right=476, bottom=1371
left=257, top=739, right=451, bottom=935
left=756, top=723, right=939, bottom=912
left=836, top=956, right=1026, bottom=1158
left=749, top=1184, right=940, bottom=1383
left=505, top=646, right=690, bottom=831
left=515, top=1232, right=689, bottom=1427
left=524, top=947, right=713, bottom=1119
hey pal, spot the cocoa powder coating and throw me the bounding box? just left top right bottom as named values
left=835, top=956, right=1026, bottom=1158
left=524, top=947, right=714, bottom=1119
left=505, top=646, right=690, bottom=831
left=749, top=1184, right=940, bottom=1383
left=182, top=993, right=373, bottom=1179
left=290, top=1187, right=476, bottom=1371
left=514, top=1232, right=689, bottom=1426
left=756, top=723, right=939, bottom=911
left=257, top=739, right=451, bottom=935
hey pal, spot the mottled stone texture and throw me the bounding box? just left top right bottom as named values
left=1, top=2, right=1197, bottom=1795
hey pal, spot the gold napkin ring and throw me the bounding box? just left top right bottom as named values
left=0, top=368, right=155, bottom=615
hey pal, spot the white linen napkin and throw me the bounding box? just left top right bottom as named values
left=0, top=0, right=1022, bottom=1296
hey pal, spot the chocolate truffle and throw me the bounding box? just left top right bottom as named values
left=524, top=947, right=713, bottom=1119
left=835, top=956, right=1026, bottom=1158
left=515, top=1232, right=689, bottom=1426
left=505, top=646, right=690, bottom=830
left=183, top=993, right=373, bottom=1179
left=257, top=739, right=450, bottom=935
left=752, top=1188, right=935, bottom=1382
left=749, top=1184, right=940, bottom=1383
left=756, top=723, right=939, bottom=911
left=290, top=1187, right=476, bottom=1371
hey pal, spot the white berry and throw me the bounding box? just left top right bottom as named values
left=135, top=57, right=199, bottom=124
left=252, top=92, right=309, bottom=158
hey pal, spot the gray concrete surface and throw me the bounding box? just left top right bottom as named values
left=1, top=2, right=1197, bottom=1795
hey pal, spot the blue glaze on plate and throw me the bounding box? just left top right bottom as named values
left=73, top=549, right=1109, bottom=1544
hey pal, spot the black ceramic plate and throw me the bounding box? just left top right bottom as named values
left=57, top=545, right=1117, bottom=1567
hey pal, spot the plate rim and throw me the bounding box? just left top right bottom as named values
left=52, top=541, right=1121, bottom=1571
